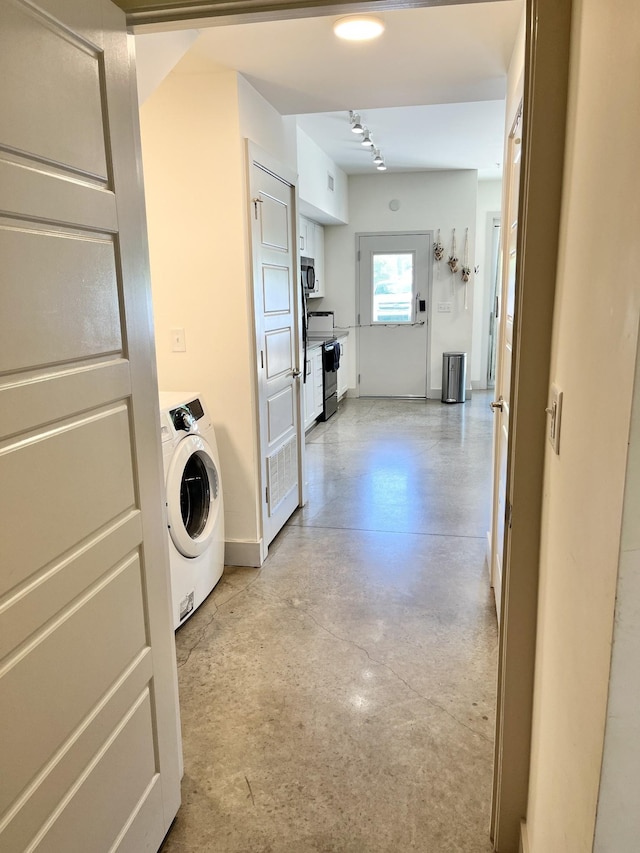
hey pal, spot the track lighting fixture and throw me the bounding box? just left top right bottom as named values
left=348, top=111, right=388, bottom=171
left=349, top=110, right=364, bottom=134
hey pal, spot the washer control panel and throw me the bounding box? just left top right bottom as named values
left=171, top=399, right=204, bottom=432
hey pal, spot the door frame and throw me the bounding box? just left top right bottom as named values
left=246, top=140, right=305, bottom=562
left=489, top=104, right=521, bottom=623
left=355, top=230, right=433, bottom=399
left=490, top=1, right=572, bottom=850
left=123, top=1, right=573, bottom=849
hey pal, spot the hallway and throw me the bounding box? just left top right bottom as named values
left=161, top=395, right=498, bottom=852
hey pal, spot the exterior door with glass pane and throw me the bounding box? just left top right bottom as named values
left=357, top=233, right=431, bottom=397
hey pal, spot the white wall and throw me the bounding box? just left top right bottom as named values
left=594, top=328, right=640, bottom=851
left=140, top=68, right=294, bottom=563
left=471, top=179, right=502, bottom=388
left=323, top=170, right=478, bottom=396
left=134, top=31, right=199, bottom=105
left=296, top=127, right=348, bottom=224
left=525, top=0, right=640, bottom=849
left=238, top=75, right=297, bottom=173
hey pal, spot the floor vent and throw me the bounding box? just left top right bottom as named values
left=267, top=435, right=297, bottom=515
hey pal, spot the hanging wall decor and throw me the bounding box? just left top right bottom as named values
left=461, top=228, right=471, bottom=282
left=434, top=229, right=445, bottom=261
left=461, top=227, right=471, bottom=310
left=447, top=228, right=459, bottom=274
left=434, top=229, right=445, bottom=279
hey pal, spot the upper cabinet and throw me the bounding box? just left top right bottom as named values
left=314, top=222, right=325, bottom=298
left=299, top=215, right=325, bottom=298
left=299, top=214, right=314, bottom=258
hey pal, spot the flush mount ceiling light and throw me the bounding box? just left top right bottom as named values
left=349, top=110, right=364, bottom=134
left=334, top=15, right=385, bottom=41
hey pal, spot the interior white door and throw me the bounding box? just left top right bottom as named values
left=357, top=233, right=431, bottom=397
left=249, top=155, right=302, bottom=548
left=486, top=220, right=502, bottom=388
left=490, top=108, right=522, bottom=620
left=0, top=1, right=181, bottom=850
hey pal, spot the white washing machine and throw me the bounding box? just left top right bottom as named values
left=158, top=391, right=225, bottom=629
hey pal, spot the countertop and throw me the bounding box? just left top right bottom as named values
left=307, top=329, right=349, bottom=343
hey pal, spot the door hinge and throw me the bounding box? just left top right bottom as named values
left=357, top=250, right=361, bottom=262
left=506, top=500, right=513, bottom=529
left=265, top=486, right=269, bottom=505
left=358, top=373, right=361, bottom=384
left=253, top=197, right=263, bottom=219
left=260, top=350, right=264, bottom=368
left=357, top=313, right=360, bottom=326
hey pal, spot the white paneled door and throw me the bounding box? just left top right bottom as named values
left=249, top=153, right=302, bottom=549
left=0, top=1, right=181, bottom=850
left=357, top=233, right=431, bottom=397
left=490, top=106, right=522, bottom=621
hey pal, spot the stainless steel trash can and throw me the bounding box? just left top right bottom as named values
left=442, top=352, right=467, bottom=403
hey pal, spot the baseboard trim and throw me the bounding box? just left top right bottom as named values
left=520, top=819, right=530, bottom=853
left=486, top=530, right=492, bottom=581
left=224, top=539, right=264, bottom=568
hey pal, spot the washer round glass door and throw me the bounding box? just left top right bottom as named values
left=166, top=434, right=221, bottom=558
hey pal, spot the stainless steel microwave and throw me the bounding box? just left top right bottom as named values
left=301, top=256, right=316, bottom=293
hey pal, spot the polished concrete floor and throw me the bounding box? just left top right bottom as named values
left=161, top=395, right=498, bottom=853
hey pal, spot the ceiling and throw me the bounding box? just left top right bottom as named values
left=137, top=0, right=522, bottom=178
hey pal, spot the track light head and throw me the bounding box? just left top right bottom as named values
left=372, top=148, right=384, bottom=164
left=376, top=161, right=387, bottom=171
left=361, top=129, right=374, bottom=147
left=349, top=111, right=364, bottom=134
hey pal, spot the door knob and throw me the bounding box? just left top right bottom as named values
left=490, top=397, right=504, bottom=412
left=291, top=368, right=302, bottom=378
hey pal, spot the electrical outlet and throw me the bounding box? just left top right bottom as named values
left=437, top=302, right=452, bottom=313
left=171, top=328, right=186, bottom=352
left=546, top=384, right=563, bottom=454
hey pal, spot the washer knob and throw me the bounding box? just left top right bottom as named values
left=173, top=406, right=197, bottom=432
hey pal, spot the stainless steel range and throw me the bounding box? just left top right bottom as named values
left=307, top=312, right=341, bottom=421
left=320, top=339, right=340, bottom=421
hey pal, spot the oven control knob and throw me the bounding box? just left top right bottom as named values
left=173, top=406, right=197, bottom=432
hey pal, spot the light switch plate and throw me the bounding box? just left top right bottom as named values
left=547, top=384, right=563, bottom=454
left=171, top=328, right=186, bottom=352
left=437, top=302, right=452, bottom=313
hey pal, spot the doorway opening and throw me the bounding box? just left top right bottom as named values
left=136, top=2, right=573, bottom=850
left=356, top=232, right=432, bottom=398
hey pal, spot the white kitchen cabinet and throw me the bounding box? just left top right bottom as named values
left=299, top=215, right=314, bottom=258
left=304, top=355, right=315, bottom=427
left=304, top=346, right=324, bottom=430
left=299, top=216, right=325, bottom=299
left=337, top=335, right=349, bottom=399
left=313, top=223, right=325, bottom=298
